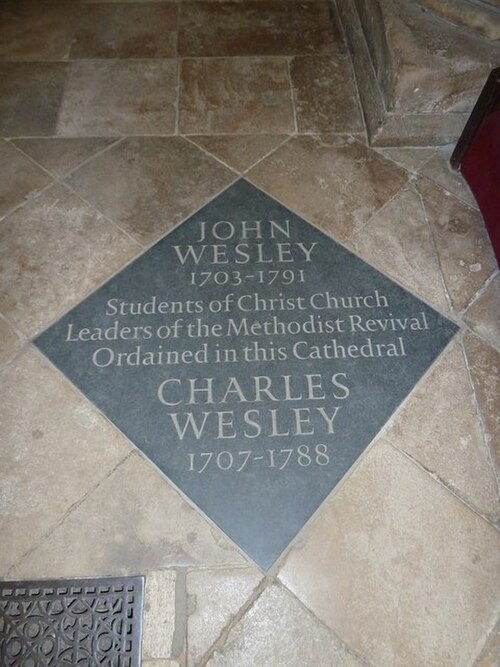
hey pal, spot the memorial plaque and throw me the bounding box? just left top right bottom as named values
left=35, top=180, right=458, bottom=570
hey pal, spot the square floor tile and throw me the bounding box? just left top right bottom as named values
left=0, top=1, right=79, bottom=61
left=0, top=576, right=143, bottom=666
left=279, top=441, right=500, bottom=666
left=179, top=57, right=295, bottom=134
left=0, top=140, right=52, bottom=218
left=248, top=135, right=408, bottom=241
left=178, top=0, right=342, bottom=57
left=57, top=60, right=177, bottom=136
left=35, top=179, right=457, bottom=570
left=65, top=136, right=236, bottom=244
left=0, top=63, right=68, bottom=137
left=70, top=2, right=177, bottom=59
left=0, top=184, right=139, bottom=337
left=0, top=350, right=132, bottom=573
left=290, top=55, right=364, bottom=133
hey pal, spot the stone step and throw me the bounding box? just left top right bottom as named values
left=337, top=0, right=500, bottom=145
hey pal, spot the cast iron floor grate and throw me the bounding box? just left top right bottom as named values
left=0, top=576, right=144, bottom=666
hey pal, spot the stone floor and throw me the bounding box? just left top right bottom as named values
left=1, top=1, right=499, bottom=665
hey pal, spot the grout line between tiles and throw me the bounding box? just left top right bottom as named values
left=413, top=181, right=455, bottom=313
left=276, top=580, right=376, bottom=667
left=286, top=57, right=299, bottom=136
left=461, top=337, right=500, bottom=496
left=4, top=448, right=136, bottom=579
left=196, top=575, right=272, bottom=666
left=388, top=442, right=500, bottom=532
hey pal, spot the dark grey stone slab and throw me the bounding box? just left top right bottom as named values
left=0, top=576, right=144, bottom=666
left=35, top=179, right=458, bottom=570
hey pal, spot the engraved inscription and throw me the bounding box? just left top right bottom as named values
left=35, top=180, right=458, bottom=569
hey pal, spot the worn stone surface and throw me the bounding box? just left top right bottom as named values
left=463, top=332, right=500, bottom=482
left=70, top=2, right=177, bottom=58
left=13, top=138, right=117, bottom=178
left=188, top=135, right=288, bottom=173
left=290, top=56, right=364, bottom=134
left=65, top=137, right=236, bottom=245
left=420, top=146, right=477, bottom=208
left=57, top=61, right=177, bottom=136
left=142, top=570, right=177, bottom=660
left=355, top=0, right=499, bottom=115
left=0, top=349, right=131, bottom=575
left=0, top=1, right=79, bottom=61
left=248, top=135, right=407, bottom=241
left=9, top=453, right=246, bottom=579
left=337, top=0, right=494, bottom=145
left=378, top=147, right=436, bottom=172
left=178, top=0, right=341, bottom=57
left=0, top=140, right=51, bottom=218
left=416, top=0, right=500, bottom=41
left=187, top=567, right=262, bottom=663
left=279, top=441, right=500, bottom=667
left=207, top=584, right=364, bottom=666
left=0, top=183, right=139, bottom=337
left=385, top=342, right=500, bottom=522
left=352, top=185, right=449, bottom=311
left=415, top=178, right=497, bottom=312
left=179, top=58, right=294, bottom=135
left=0, top=63, right=67, bottom=137
left=464, top=274, right=500, bottom=348
left=0, top=315, right=21, bottom=368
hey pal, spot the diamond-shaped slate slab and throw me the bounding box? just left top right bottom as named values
left=35, top=180, right=458, bottom=570
left=0, top=576, right=144, bottom=666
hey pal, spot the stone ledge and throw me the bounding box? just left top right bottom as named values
left=336, top=0, right=500, bottom=145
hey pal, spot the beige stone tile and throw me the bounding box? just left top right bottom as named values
left=10, top=453, right=246, bottom=579
left=385, top=342, right=499, bottom=522
left=207, top=583, right=363, bottom=666
left=378, top=147, right=437, bottom=173
left=0, top=63, right=68, bottom=137
left=0, top=349, right=131, bottom=575
left=352, top=186, right=449, bottom=311
left=464, top=273, right=500, bottom=348
left=475, top=619, right=500, bottom=667
left=65, top=136, right=236, bottom=245
left=416, top=177, right=497, bottom=312
left=0, top=314, right=21, bottom=367
left=420, top=145, right=477, bottom=208
left=12, top=137, right=117, bottom=178
left=0, top=140, right=51, bottom=218
left=279, top=441, right=500, bottom=667
left=57, top=60, right=177, bottom=136
left=187, top=567, right=262, bottom=663
left=178, top=0, right=342, bottom=57
left=248, top=135, right=407, bottom=242
left=143, top=570, right=177, bottom=660
left=188, top=134, right=288, bottom=173
left=0, top=183, right=139, bottom=338
left=0, top=1, right=79, bottom=61
left=463, top=332, right=500, bottom=481
left=178, top=58, right=294, bottom=135
left=290, top=56, right=363, bottom=134
left=143, top=662, right=179, bottom=667
left=70, top=2, right=177, bottom=59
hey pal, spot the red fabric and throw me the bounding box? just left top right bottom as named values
left=461, top=111, right=500, bottom=265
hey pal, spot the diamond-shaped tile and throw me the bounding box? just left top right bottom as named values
left=34, top=180, right=457, bottom=569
